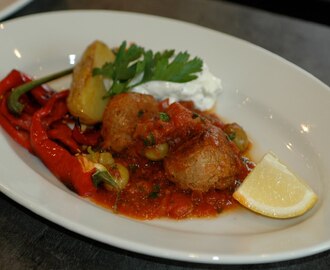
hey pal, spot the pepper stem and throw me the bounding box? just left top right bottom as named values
left=8, top=68, right=73, bottom=115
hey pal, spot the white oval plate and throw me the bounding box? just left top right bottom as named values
left=0, top=0, right=32, bottom=21
left=0, top=10, right=329, bottom=264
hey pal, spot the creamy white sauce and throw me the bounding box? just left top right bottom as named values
left=131, top=64, right=222, bottom=111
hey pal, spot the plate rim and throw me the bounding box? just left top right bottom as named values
left=0, top=0, right=33, bottom=21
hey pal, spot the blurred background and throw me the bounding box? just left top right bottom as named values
left=223, top=0, right=330, bottom=26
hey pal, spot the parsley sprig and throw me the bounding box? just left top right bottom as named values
left=93, top=41, right=203, bottom=97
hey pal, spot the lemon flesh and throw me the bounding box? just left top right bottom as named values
left=233, top=152, right=318, bottom=218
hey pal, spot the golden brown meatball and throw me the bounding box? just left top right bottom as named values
left=101, top=93, right=158, bottom=152
left=164, top=126, right=243, bottom=192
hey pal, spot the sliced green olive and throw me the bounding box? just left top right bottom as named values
left=86, top=147, right=115, bottom=165
left=223, top=123, right=249, bottom=152
left=104, top=163, right=130, bottom=191
left=92, top=162, right=129, bottom=192
left=114, top=163, right=130, bottom=189
left=98, top=152, right=115, bottom=166
left=144, top=143, right=169, bottom=161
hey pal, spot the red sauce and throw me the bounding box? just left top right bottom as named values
left=73, top=100, right=254, bottom=220
left=90, top=159, right=244, bottom=220
left=88, top=106, right=254, bottom=220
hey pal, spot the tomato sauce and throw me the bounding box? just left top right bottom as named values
left=88, top=104, right=253, bottom=220
left=90, top=157, right=245, bottom=220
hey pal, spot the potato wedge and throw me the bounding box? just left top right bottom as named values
left=67, top=40, right=115, bottom=124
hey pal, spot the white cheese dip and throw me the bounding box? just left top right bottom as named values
left=131, top=64, right=222, bottom=111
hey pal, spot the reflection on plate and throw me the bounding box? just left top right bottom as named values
left=0, top=10, right=329, bottom=264
left=0, top=0, right=32, bottom=21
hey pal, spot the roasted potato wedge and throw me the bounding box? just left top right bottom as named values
left=67, top=40, right=115, bottom=124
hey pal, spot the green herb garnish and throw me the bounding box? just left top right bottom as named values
left=192, top=112, right=199, bottom=119
left=137, top=110, right=144, bottom=118
left=149, top=184, right=161, bottom=199
left=144, top=132, right=156, bottom=146
left=227, top=132, right=236, bottom=141
left=93, top=41, right=203, bottom=97
left=92, top=170, right=120, bottom=190
left=159, top=112, right=170, bottom=122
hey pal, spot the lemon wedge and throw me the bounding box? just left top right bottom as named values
left=233, top=152, right=318, bottom=218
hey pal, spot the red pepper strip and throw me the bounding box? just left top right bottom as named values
left=0, top=111, right=32, bottom=151
left=0, top=69, right=24, bottom=97
left=43, top=96, right=68, bottom=126
left=17, top=94, right=41, bottom=115
left=20, top=73, right=53, bottom=106
left=72, top=123, right=101, bottom=146
left=0, top=70, right=32, bottom=151
left=30, top=90, right=97, bottom=196
left=0, top=93, right=32, bottom=131
left=30, top=86, right=53, bottom=106
left=48, top=122, right=80, bottom=153
left=0, top=71, right=50, bottom=116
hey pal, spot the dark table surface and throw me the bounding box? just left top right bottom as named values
left=1, top=0, right=330, bottom=269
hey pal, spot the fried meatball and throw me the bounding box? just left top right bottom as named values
left=164, top=127, right=243, bottom=192
left=134, top=102, right=205, bottom=146
left=101, top=93, right=158, bottom=152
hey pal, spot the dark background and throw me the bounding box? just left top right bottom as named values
left=224, top=0, right=330, bottom=26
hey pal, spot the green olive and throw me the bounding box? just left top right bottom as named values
left=98, top=152, right=115, bottom=166
left=115, top=163, right=130, bottom=189
left=144, top=143, right=169, bottom=161
left=223, top=123, right=249, bottom=152
left=86, top=147, right=115, bottom=165
left=104, top=163, right=130, bottom=191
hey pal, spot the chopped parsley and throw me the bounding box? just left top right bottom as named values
left=159, top=112, right=170, bottom=122
left=92, top=170, right=119, bottom=190
left=227, top=132, right=236, bottom=141
left=149, top=184, right=161, bottom=199
left=93, top=41, right=203, bottom=97
left=137, top=109, right=144, bottom=118
left=192, top=112, right=199, bottom=119
left=144, top=132, right=156, bottom=146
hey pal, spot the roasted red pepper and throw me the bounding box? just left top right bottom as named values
left=0, top=69, right=23, bottom=96
left=0, top=70, right=32, bottom=151
left=7, top=68, right=72, bottom=115
left=48, top=122, right=80, bottom=153
left=0, top=109, right=31, bottom=151
left=0, top=93, right=32, bottom=131
left=30, top=90, right=96, bottom=196
left=1, top=70, right=95, bottom=195
left=0, top=70, right=56, bottom=151
left=72, top=121, right=101, bottom=146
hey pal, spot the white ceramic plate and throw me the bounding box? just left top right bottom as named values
left=0, top=10, right=329, bottom=264
left=0, top=0, right=32, bottom=21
